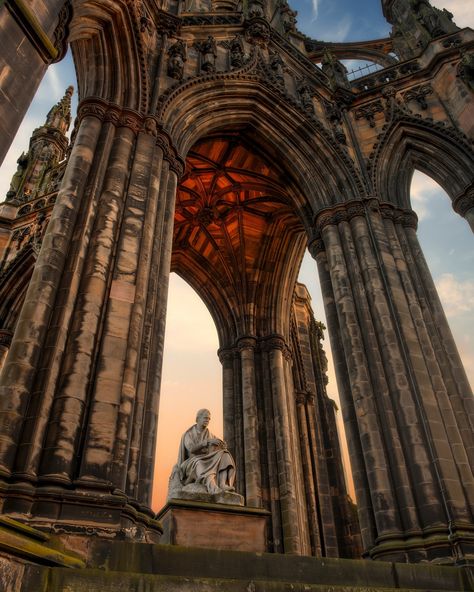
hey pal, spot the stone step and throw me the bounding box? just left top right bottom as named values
left=42, top=567, right=468, bottom=592
left=83, top=542, right=471, bottom=592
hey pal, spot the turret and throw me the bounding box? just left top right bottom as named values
left=383, top=0, right=459, bottom=61
left=6, top=86, right=73, bottom=204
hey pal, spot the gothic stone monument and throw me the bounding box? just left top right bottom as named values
left=0, top=0, right=473, bottom=590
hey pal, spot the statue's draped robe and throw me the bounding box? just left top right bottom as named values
left=178, top=425, right=235, bottom=488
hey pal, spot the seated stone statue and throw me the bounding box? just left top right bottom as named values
left=167, top=409, right=243, bottom=505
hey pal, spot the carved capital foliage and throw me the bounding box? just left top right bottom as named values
left=307, top=236, right=325, bottom=258
left=259, top=334, right=292, bottom=360
left=314, top=200, right=368, bottom=234
left=452, top=185, right=474, bottom=217
left=379, top=203, right=418, bottom=229
left=236, top=336, right=257, bottom=351
left=295, top=390, right=315, bottom=406
left=217, top=347, right=236, bottom=363
left=76, top=99, right=184, bottom=176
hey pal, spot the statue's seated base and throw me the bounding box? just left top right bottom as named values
left=167, top=481, right=245, bottom=506
left=157, top=498, right=270, bottom=553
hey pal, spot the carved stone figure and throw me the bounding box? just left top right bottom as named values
left=168, top=409, right=243, bottom=504
left=167, top=40, right=187, bottom=80
left=6, top=152, right=29, bottom=201
left=248, top=0, right=265, bottom=19
left=197, top=36, right=217, bottom=73
left=269, top=49, right=285, bottom=83
left=229, top=34, right=245, bottom=69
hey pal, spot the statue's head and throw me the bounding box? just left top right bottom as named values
left=196, top=408, right=211, bottom=428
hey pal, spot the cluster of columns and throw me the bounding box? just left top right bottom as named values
left=219, top=331, right=347, bottom=556
left=310, top=198, right=474, bottom=563
left=0, top=97, right=182, bottom=538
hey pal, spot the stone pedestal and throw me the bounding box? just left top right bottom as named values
left=157, top=499, right=270, bottom=553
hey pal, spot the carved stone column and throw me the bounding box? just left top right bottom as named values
left=309, top=198, right=474, bottom=564
left=236, top=336, right=262, bottom=509
left=260, top=334, right=311, bottom=555
left=0, top=100, right=183, bottom=539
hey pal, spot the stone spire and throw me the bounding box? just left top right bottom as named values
left=5, top=86, right=74, bottom=203
left=384, top=0, right=459, bottom=60
left=45, top=85, right=74, bottom=135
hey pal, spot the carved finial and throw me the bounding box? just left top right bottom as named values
left=45, top=86, right=74, bottom=134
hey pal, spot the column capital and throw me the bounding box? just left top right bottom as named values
left=379, top=203, right=418, bottom=229
left=259, top=334, right=292, bottom=360
left=295, top=390, right=315, bottom=406
left=236, top=335, right=257, bottom=351
left=76, top=99, right=185, bottom=176
left=217, top=346, right=237, bottom=362
left=452, top=184, right=474, bottom=218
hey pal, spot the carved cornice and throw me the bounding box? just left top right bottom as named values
left=452, top=185, right=474, bottom=218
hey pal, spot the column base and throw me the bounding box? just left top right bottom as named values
left=157, top=499, right=270, bottom=553
left=0, top=478, right=162, bottom=547
left=367, top=525, right=474, bottom=565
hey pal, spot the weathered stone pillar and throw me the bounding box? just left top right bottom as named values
left=309, top=198, right=474, bottom=563
left=236, top=336, right=262, bottom=508
left=0, top=99, right=182, bottom=538
left=260, top=335, right=311, bottom=555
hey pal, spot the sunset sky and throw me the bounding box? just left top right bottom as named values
left=0, top=0, right=472, bottom=512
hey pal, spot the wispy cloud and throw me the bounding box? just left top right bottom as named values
left=410, top=172, right=442, bottom=221
left=311, top=0, right=319, bottom=20
left=436, top=273, right=474, bottom=317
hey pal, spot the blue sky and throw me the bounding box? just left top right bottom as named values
left=0, top=0, right=472, bottom=509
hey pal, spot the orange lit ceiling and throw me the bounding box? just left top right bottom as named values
left=172, top=134, right=306, bottom=340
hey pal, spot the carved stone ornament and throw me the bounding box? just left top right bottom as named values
left=268, top=49, right=285, bottom=84
left=167, top=39, right=187, bottom=80
left=355, top=101, right=384, bottom=128
left=458, top=50, right=474, bottom=92
left=52, top=0, right=72, bottom=63
left=452, top=186, right=474, bottom=218
left=248, top=0, right=265, bottom=19
left=195, top=36, right=218, bottom=74
left=220, top=35, right=246, bottom=69
left=296, top=79, right=314, bottom=114
left=403, top=84, right=433, bottom=110
left=245, top=19, right=271, bottom=46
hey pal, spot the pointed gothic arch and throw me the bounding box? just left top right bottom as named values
left=371, top=116, right=474, bottom=222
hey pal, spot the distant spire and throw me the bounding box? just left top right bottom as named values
left=45, top=86, right=74, bottom=134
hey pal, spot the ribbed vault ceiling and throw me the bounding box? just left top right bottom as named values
left=171, top=134, right=306, bottom=343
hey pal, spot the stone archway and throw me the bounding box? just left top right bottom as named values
left=0, top=0, right=473, bottom=569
